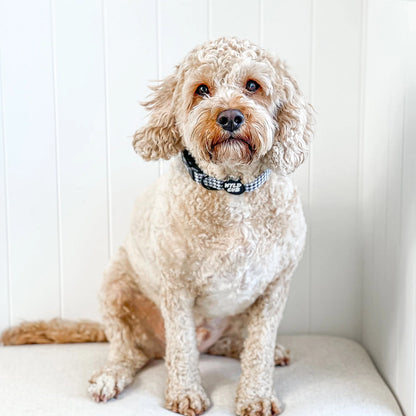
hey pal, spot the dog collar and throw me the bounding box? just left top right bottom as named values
left=181, top=150, right=271, bottom=195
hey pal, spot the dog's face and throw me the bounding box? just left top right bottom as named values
left=176, top=45, right=276, bottom=168
left=133, top=37, right=313, bottom=177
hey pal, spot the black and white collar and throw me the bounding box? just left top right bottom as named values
left=181, top=150, right=271, bottom=196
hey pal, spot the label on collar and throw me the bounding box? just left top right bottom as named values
left=224, top=180, right=245, bottom=195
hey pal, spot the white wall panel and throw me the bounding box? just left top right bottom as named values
left=361, top=1, right=416, bottom=414
left=361, top=0, right=403, bottom=394
left=262, top=0, right=312, bottom=89
left=309, top=0, right=362, bottom=340
left=52, top=0, right=110, bottom=321
left=398, top=64, right=416, bottom=416
left=262, top=0, right=312, bottom=335
left=361, top=0, right=391, bottom=372
left=0, top=0, right=61, bottom=323
left=0, top=57, right=10, bottom=329
left=159, top=0, right=208, bottom=77
left=397, top=11, right=416, bottom=409
left=104, top=0, right=159, bottom=254
left=210, top=0, right=260, bottom=42
left=398, top=82, right=416, bottom=416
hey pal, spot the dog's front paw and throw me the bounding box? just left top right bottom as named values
left=165, top=385, right=210, bottom=416
left=274, top=343, right=290, bottom=366
left=88, top=365, right=134, bottom=403
left=236, top=395, right=282, bottom=416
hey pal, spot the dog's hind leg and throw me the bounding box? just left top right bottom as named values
left=88, top=247, right=165, bottom=402
left=207, top=314, right=290, bottom=366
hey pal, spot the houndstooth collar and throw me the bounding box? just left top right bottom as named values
left=181, top=150, right=271, bottom=196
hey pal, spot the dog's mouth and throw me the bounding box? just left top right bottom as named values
left=210, top=134, right=255, bottom=164
left=212, top=135, right=254, bottom=153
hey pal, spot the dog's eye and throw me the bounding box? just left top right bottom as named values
left=245, top=80, right=260, bottom=92
left=195, top=84, right=210, bottom=96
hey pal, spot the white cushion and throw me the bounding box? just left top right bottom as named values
left=0, top=335, right=402, bottom=415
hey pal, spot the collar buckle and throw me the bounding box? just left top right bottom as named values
left=201, top=175, right=219, bottom=191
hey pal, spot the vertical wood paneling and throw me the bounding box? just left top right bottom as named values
left=262, top=0, right=312, bottom=335
left=361, top=1, right=415, bottom=413
left=384, top=74, right=405, bottom=400
left=361, top=0, right=388, bottom=370
left=52, top=0, right=109, bottom=321
left=262, top=0, right=311, bottom=89
left=397, top=6, right=416, bottom=412
left=0, top=0, right=60, bottom=323
left=310, top=0, right=362, bottom=340
left=159, top=0, right=208, bottom=78
left=0, top=57, right=10, bottom=329
left=398, top=32, right=416, bottom=412
left=397, top=91, right=416, bottom=416
left=105, top=0, right=160, bottom=253
left=362, top=0, right=403, bottom=395
left=210, top=0, right=260, bottom=42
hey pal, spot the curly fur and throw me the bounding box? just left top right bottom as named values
left=133, top=71, right=184, bottom=160
left=1, top=37, right=314, bottom=416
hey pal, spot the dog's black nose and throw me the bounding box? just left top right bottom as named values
left=216, top=109, right=245, bottom=132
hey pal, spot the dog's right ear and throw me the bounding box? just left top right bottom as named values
left=133, top=71, right=183, bottom=160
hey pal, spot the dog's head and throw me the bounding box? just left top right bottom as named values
left=133, top=37, right=314, bottom=178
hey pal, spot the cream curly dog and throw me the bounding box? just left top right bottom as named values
left=2, top=37, right=313, bottom=416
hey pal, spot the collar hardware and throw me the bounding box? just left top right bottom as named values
left=201, top=175, right=219, bottom=191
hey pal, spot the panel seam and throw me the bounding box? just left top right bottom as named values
left=49, top=0, right=64, bottom=318
left=400, top=91, right=412, bottom=416
left=101, top=0, right=113, bottom=258
left=358, top=0, right=368, bottom=344
left=307, top=0, right=316, bottom=334
left=258, top=0, right=263, bottom=46
left=207, top=0, right=211, bottom=40
left=0, top=39, right=12, bottom=327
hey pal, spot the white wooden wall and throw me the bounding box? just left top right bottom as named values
left=361, top=2, right=416, bottom=415
left=0, top=0, right=415, bottom=413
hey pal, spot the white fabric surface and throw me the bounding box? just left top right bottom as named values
left=0, top=335, right=402, bottom=416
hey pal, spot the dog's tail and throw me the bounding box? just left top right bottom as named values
left=1, top=318, right=107, bottom=346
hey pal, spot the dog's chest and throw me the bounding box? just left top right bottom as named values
left=128, top=173, right=305, bottom=317
left=193, top=249, right=280, bottom=318
left=189, top=200, right=295, bottom=317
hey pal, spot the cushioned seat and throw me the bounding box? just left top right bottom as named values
left=0, top=335, right=402, bottom=415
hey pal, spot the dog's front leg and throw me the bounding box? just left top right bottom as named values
left=161, top=288, right=210, bottom=416
left=236, top=271, right=292, bottom=416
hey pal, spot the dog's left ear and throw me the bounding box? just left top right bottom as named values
left=267, top=61, right=314, bottom=175
left=133, top=70, right=183, bottom=160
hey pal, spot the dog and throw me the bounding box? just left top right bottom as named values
left=1, top=37, right=313, bottom=416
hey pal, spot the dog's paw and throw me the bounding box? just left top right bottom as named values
left=236, top=395, right=282, bottom=416
left=88, top=365, right=134, bottom=403
left=274, top=343, right=290, bottom=366
left=165, top=386, right=210, bottom=416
